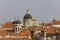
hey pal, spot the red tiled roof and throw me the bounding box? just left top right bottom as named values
left=0, top=21, right=59, bottom=36
left=16, top=28, right=30, bottom=36
left=50, top=21, right=60, bottom=25
left=46, top=27, right=57, bottom=34
left=0, top=30, right=8, bottom=36
left=0, top=38, right=32, bottom=40
left=16, top=27, right=59, bottom=36
left=1, top=21, right=12, bottom=28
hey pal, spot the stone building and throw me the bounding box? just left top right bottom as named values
left=23, top=9, right=39, bottom=27
left=0, top=9, right=60, bottom=40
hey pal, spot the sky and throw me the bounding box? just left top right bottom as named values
left=0, top=0, right=60, bottom=24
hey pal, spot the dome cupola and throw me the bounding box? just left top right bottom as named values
left=12, top=20, right=21, bottom=24
left=23, top=9, right=32, bottom=19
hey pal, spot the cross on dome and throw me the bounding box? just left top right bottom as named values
left=26, top=9, right=30, bottom=14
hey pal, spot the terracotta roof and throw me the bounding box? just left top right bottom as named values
left=16, top=26, right=59, bottom=36
left=2, top=21, right=12, bottom=28
left=0, top=38, right=32, bottom=40
left=0, top=30, right=8, bottom=36
left=50, top=21, right=60, bottom=25
left=46, top=27, right=57, bottom=34
left=16, top=28, right=30, bottom=36
left=0, top=23, right=59, bottom=36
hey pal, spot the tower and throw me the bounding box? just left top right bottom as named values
left=23, top=9, right=33, bottom=27
left=12, top=19, right=23, bottom=34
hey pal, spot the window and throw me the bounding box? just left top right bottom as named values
left=18, top=28, right=19, bottom=31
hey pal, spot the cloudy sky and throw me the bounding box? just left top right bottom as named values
left=0, top=0, right=60, bottom=24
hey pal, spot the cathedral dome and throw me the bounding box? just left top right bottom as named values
left=12, top=20, right=21, bottom=24
left=23, top=9, right=32, bottom=19
left=23, top=13, right=32, bottom=19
